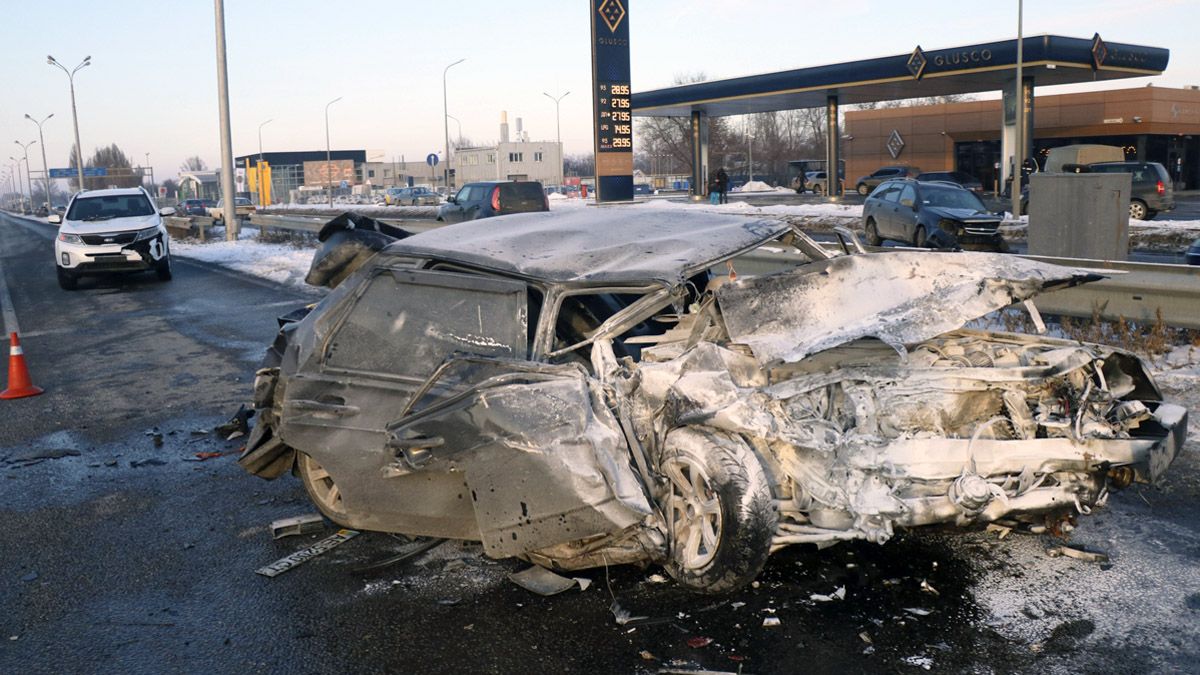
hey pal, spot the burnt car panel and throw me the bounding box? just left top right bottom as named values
left=240, top=210, right=1187, bottom=593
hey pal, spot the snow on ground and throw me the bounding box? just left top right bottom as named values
left=172, top=229, right=313, bottom=288
left=732, top=181, right=792, bottom=193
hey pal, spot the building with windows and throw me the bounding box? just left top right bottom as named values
left=233, top=150, right=366, bottom=203
left=453, top=141, right=563, bottom=185
left=844, top=85, right=1200, bottom=192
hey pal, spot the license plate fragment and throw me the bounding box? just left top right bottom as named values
left=256, top=529, right=360, bottom=577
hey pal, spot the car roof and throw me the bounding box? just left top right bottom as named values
left=74, top=187, right=147, bottom=198
left=384, top=209, right=791, bottom=285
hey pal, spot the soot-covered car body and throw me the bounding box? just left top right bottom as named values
left=240, top=210, right=1186, bottom=593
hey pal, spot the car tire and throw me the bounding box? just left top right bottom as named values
left=56, top=266, right=78, bottom=291
left=659, top=427, right=777, bottom=594
left=156, top=255, right=173, bottom=282
left=813, top=184, right=824, bottom=196
left=914, top=225, right=928, bottom=248
left=1129, top=200, right=1148, bottom=220
left=857, top=183, right=870, bottom=196
left=298, top=453, right=352, bottom=527
left=864, top=218, right=882, bottom=246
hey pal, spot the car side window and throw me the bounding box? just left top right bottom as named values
left=324, top=269, right=528, bottom=380
left=899, top=184, right=917, bottom=206
left=880, top=185, right=902, bottom=203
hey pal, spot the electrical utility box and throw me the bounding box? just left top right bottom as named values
left=1027, top=173, right=1130, bottom=260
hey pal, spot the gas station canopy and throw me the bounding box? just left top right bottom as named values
left=632, top=35, right=1168, bottom=117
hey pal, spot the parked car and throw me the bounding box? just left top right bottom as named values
left=177, top=198, right=210, bottom=216
left=238, top=209, right=1185, bottom=594
left=863, top=179, right=1004, bottom=250
left=385, top=186, right=441, bottom=206
left=208, top=197, right=256, bottom=224
left=915, top=171, right=984, bottom=193
left=49, top=186, right=174, bottom=290
left=804, top=171, right=844, bottom=195
left=436, top=181, right=548, bottom=223
left=634, top=183, right=655, bottom=195
left=1186, top=238, right=1200, bottom=266
left=854, top=165, right=922, bottom=195
left=1086, top=161, right=1175, bottom=220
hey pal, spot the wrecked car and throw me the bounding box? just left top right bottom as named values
left=239, top=209, right=1187, bottom=593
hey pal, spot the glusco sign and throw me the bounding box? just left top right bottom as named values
left=933, top=49, right=993, bottom=67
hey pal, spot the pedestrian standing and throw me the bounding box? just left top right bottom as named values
left=716, top=168, right=729, bottom=204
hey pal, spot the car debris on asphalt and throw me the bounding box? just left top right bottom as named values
left=255, top=529, right=360, bottom=578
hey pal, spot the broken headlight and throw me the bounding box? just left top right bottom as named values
left=134, top=226, right=161, bottom=242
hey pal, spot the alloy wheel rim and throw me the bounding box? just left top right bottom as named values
left=663, top=456, right=722, bottom=569
left=303, top=455, right=345, bottom=515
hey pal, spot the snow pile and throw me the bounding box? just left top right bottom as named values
left=733, top=181, right=788, bottom=193
left=172, top=237, right=314, bottom=288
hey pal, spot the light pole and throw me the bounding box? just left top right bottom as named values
left=10, top=156, right=27, bottom=213
left=46, top=55, right=90, bottom=192
left=213, top=0, right=238, bottom=240
left=324, top=97, right=342, bottom=206
left=747, top=134, right=755, bottom=183
left=144, top=152, right=155, bottom=195
left=543, top=90, right=569, bottom=186
left=445, top=114, right=462, bottom=147
left=25, top=113, right=53, bottom=212
left=1012, top=0, right=1025, bottom=220
left=442, top=58, right=465, bottom=190
left=258, top=118, right=273, bottom=163
left=15, top=141, right=37, bottom=213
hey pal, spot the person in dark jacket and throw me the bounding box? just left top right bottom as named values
left=715, top=168, right=730, bottom=204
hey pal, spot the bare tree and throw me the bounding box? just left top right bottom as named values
left=180, top=156, right=208, bottom=172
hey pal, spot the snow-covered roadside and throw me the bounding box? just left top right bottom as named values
left=172, top=232, right=313, bottom=288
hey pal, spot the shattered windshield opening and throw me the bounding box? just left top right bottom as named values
left=921, top=186, right=987, bottom=211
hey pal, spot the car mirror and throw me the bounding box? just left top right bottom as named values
left=447, top=197, right=456, bottom=204
left=47, top=213, right=62, bottom=225
left=900, top=198, right=914, bottom=208
left=159, top=207, right=176, bottom=216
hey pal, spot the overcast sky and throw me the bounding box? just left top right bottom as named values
left=1, top=0, right=1197, bottom=183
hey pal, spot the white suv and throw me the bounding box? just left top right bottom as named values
left=50, top=187, right=174, bottom=290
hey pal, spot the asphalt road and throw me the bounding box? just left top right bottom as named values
left=2, top=211, right=1198, bottom=674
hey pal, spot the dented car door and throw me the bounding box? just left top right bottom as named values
left=278, top=267, right=531, bottom=536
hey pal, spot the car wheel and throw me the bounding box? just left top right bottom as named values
left=298, top=453, right=351, bottom=526
left=156, top=255, right=173, bottom=281
left=659, top=427, right=776, bottom=594
left=864, top=218, right=882, bottom=246
left=1129, top=200, right=1148, bottom=220
left=813, top=184, right=823, bottom=195
left=56, top=266, right=78, bottom=291
left=857, top=183, right=870, bottom=196
left=914, top=226, right=928, bottom=248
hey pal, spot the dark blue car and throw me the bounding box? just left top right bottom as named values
left=1186, top=238, right=1200, bottom=266
left=862, top=179, right=1004, bottom=251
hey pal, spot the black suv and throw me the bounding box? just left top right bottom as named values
left=862, top=179, right=1004, bottom=250
left=854, top=166, right=922, bottom=195
left=1086, top=161, right=1175, bottom=220
left=436, top=181, right=549, bottom=223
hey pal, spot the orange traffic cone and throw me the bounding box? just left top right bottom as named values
left=1, top=332, right=44, bottom=399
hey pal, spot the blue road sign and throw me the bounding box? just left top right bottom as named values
left=48, top=168, right=74, bottom=178
left=426, top=153, right=439, bottom=167
left=84, top=167, right=108, bottom=177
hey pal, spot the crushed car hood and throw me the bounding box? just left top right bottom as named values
left=716, top=251, right=1103, bottom=366
left=923, top=206, right=1002, bottom=223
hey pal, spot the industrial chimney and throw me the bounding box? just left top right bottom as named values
left=500, top=111, right=510, bottom=143
left=515, top=117, right=524, bottom=143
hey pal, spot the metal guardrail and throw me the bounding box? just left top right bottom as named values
left=243, top=213, right=1200, bottom=330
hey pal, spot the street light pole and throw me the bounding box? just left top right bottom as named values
left=1012, top=0, right=1024, bottom=221
left=212, top=0, right=238, bottom=240
left=324, top=97, right=342, bottom=206
left=10, top=156, right=26, bottom=213
left=258, top=118, right=273, bottom=163
left=25, top=113, right=53, bottom=212
left=748, top=134, right=755, bottom=183
left=445, top=115, right=462, bottom=147
left=443, top=58, right=465, bottom=191
left=543, top=90, right=569, bottom=187
left=46, top=55, right=90, bottom=193
left=14, top=141, right=37, bottom=213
